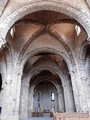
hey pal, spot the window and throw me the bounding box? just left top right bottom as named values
left=0, top=107, right=2, bottom=114
left=0, top=73, right=2, bottom=114
left=10, top=27, right=15, bottom=38
left=37, top=92, right=40, bottom=101
left=51, top=92, right=55, bottom=101
left=0, top=74, right=2, bottom=92
left=75, top=25, right=81, bottom=36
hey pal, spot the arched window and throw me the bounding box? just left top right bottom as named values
left=0, top=73, right=2, bottom=114
left=37, top=92, right=40, bottom=101
left=0, top=73, right=2, bottom=92
left=51, top=92, right=55, bottom=101
left=75, top=25, right=81, bottom=36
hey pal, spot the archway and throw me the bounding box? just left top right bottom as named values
left=20, top=50, right=76, bottom=119
left=28, top=70, right=65, bottom=117
left=33, top=80, right=59, bottom=113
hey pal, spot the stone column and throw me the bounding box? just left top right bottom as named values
left=78, top=39, right=90, bottom=113
left=84, top=50, right=90, bottom=113
left=1, top=60, right=19, bottom=120
left=28, top=86, right=34, bottom=117
left=63, top=78, right=75, bottom=112
left=57, top=85, right=65, bottom=112
left=19, top=76, right=29, bottom=119
left=69, top=69, right=81, bottom=112
left=1, top=56, right=23, bottom=120
left=86, top=72, right=90, bottom=113
left=77, top=69, right=89, bottom=112
left=64, top=79, right=75, bottom=112
left=14, top=64, right=23, bottom=120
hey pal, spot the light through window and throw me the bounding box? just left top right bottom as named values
left=51, top=92, right=55, bottom=101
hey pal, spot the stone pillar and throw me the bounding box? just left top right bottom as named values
left=70, top=69, right=81, bottom=112
left=1, top=57, right=23, bottom=120
left=64, top=80, right=75, bottom=112
left=63, top=78, right=75, bottom=112
left=84, top=50, right=90, bottom=113
left=1, top=68, right=19, bottom=120
left=19, top=76, right=29, bottom=119
left=28, top=86, right=34, bottom=117
left=86, top=74, right=90, bottom=113
left=57, top=85, right=65, bottom=112
left=14, top=64, right=23, bottom=119
left=77, top=69, right=89, bottom=112
left=78, top=39, right=90, bottom=113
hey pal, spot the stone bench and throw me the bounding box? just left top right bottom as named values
left=50, top=112, right=53, bottom=117
left=32, top=112, right=43, bottom=117
left=53, top=112, right=90, bottom=120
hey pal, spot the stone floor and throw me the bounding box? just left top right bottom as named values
left=22, top=116, right=52, bottom=120
left=23, top=116, right=52, bottom=120
left=22, top=114, right=52, bottom=120
left=22, top=113, right=53, bottom=120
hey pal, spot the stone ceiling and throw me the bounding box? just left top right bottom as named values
left=21, top=10, right=72, bottom=25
